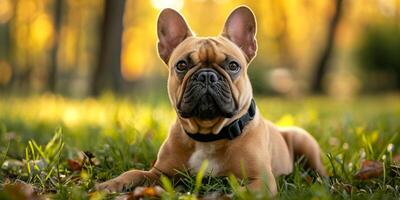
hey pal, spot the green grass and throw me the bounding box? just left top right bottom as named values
left=0, top=94, right=400, bottom=199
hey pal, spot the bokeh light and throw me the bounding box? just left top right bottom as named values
left=151, top=0, right=184, bottom=10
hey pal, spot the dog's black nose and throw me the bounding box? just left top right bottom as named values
left=196, top=70, right=218, bottom=84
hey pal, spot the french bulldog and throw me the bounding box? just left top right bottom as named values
left=96, top=6, right=326, bottom=195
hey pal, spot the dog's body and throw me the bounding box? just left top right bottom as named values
left=96, top=6, right=326, bottom=195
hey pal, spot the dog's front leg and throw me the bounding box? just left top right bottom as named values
left=247, top=178, right=277, bottom=196
left=246, top=169, right=277, bottom=196
left=96, top=168, right=160, bottom=192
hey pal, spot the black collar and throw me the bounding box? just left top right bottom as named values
left=184, top=99, right=256, bottom=142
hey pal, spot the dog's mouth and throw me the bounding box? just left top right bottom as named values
left=177, top=68, right=237, bottom=120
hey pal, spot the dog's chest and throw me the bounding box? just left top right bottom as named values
left=188, top=143, right=222, bottom=176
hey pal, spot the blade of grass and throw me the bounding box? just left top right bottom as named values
left=160, top=175, right=175, bottom=197
left=194, top=160, right=208, bottom=194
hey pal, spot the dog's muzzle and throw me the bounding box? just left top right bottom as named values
left=178, top=68, right=236, bottom=120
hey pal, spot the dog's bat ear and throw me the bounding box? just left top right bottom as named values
left=157, top=8, right=193, bottom=64
left=221, top=6, right=257, bottom=62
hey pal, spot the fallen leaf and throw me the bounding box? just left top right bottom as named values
left=133, top=186, right=164, bottom=199
left=113, top=186, right=164, bottom=200
left=67, top=159, right=82, bottom=171
left=305, top=175, right=313, bottom=184
left=354, top=160, right=383, bottom=180
left=1, top=182, right=39, bottom=200
left=67, top=151, right=99, bottom=172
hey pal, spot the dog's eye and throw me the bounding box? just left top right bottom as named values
left=228, top=61, right=240, bottom=73
left=175, top=60, right=188, bottom=72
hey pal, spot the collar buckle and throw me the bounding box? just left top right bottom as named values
left=227, top=120, right=241, bottom=139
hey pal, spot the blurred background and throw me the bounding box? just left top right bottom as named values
left=0, top=0, right=399, bottom=99
left=1, top=1, right=400, bottom=197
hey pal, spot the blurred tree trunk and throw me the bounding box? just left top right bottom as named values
left=48, top=0, right=63, bottom=92
left=12, top=0, right=32, bottom=93
left=0, top=20, right=11, bottom=90
left=273, top=1, right=295, bottom=70
left=311, top=0, right=344, bottom=93
left=91, top=0, right=125, bottom=96
left=7, top=0, right=17, bottom=91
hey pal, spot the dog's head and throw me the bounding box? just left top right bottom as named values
left=157, top=6, right=257, bottom=134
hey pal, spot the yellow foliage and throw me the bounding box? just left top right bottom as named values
left=30, top=14, right=54, bottom=50
left=4, top=0, right=400, bottom=84
left=16, top=0, right=37, bottom=22
left=369, top=130, right=379, bottom=144
left=0, top=0, right=13, bottom=24
left=276, top=114, right=295, bottom=126
left=356, top=126, right=365, bottom=136
left=121, top=28, right=153, bottom=80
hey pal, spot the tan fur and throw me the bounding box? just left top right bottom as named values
left=96, top=7, right=326, bottom=196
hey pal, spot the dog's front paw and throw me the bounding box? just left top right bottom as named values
left=96, top=178, right=127, bottom=193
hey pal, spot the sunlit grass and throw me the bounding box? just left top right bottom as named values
left=0, top=94, right=400, bottom=199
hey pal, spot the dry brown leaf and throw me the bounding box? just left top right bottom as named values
left=133, top=186, right=164, bottom=199
left=114, top=186, right=164, bottom=200
left=2, top=182, right=40, bottom=200
left=67, top=151, right=99, bottom=172
left=354, top=160, right=383, bottom=180
left=305, top=175, right=313, bottom=184
left=67, top=159, right=82, bottom=171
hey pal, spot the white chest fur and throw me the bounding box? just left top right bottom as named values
left=188, top=143, right=221, bottom=176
